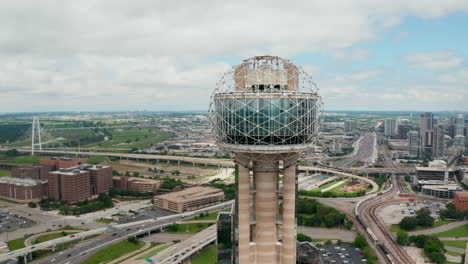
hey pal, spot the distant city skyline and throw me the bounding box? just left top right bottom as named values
left=1, top=1, right=468, bottom=112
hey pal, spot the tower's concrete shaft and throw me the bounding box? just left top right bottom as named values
left=236, top=153, right=298, bottom=264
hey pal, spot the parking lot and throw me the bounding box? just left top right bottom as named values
left=380, top=200, right=447, bottom=224
left=320, top=244, right=367, bottom=264
left=0, top=210, right=35, bottom=233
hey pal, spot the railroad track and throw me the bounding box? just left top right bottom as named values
left=359, top=175, right=414, bottom=264
left=358, top=175, right=450, bottom=263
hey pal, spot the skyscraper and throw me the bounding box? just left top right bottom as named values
left=454, top=114, right=466, bottom=147
left=408, top=130, right=420, bottom=157
left=419, top=112, right=434, bottom=154
left=344, top=120, right=357, bottom=132
left=384, top=119, right=396, bottom=137
left=456, top=114, right=465, bottom=136
left=397, top=124, right=410, bottom=140
left=209, top=56, right=322, bottom=264
left=432, top=124, right=445, bottom=157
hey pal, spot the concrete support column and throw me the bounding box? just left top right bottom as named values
left=282, top=164, right=297, bottom=264
left=253, top=159, right=278, bottom=264
left=237, top=160, right=251, bottom=264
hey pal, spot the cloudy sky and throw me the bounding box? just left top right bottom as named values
left=1, top=0, right=468, bottom=113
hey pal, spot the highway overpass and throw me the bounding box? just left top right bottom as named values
left=0, top=200, right=233, bottom=263
left=2, top=148, right=412, bottom=175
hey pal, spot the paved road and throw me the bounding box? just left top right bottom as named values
left=152, top=226, right=217, bottom=264
left=445, top=246, right=465, bottom=254
left=1, top=201, right=233, bottom=264
left=0, top=201, right=105, bottom=242
left=336, top=133, right=377, bottom=167
left=0, top=199, right=151, bottom=242
left=297, top=226, right=357, bottom=242
left=409, top=220, right=468, bottom=235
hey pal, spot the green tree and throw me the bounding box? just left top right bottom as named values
left=127, top=236, right=139, bottom=245
left=397, top=230, right=409, bottom=245
left=399, top=216, right=418, bottom=230
left=28, top=202, right=37, bottom=208
left=5, top=149, right=19, bottom=157
left=416, top=209, right=433, bottom=224
left=353, top=234, right=368, bottom=248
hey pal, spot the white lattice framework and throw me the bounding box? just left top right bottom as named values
left=209, top=56, right=323, bottom=164
left=31, top=116, right=42, bottom=155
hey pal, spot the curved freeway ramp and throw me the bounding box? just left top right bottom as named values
left=298, top=166, right=379, bottom=194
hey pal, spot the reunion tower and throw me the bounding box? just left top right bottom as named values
left=210, top=56, right=322, bottom=264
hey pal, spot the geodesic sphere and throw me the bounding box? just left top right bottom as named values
left=209, top=56, right=323, bottom=154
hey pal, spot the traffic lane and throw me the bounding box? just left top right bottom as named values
left=33, top=204, right=231, bottom=264
left=34, top=218, right=178, bottom=264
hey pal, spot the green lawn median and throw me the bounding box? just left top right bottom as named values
left=81, top=239, right=145, bottom=264
left=191, top=245, right=217, bottom=264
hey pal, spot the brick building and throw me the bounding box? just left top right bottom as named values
left=49, top=168, right=91, bottom=203
left=0, top=177, right=47, bottom=201
left=455, top=192, right=468, bottom=211
left=88, top=165, right=113, bottom=195
left=12, top=165, right=50, bottom=180
left=154, top=186, right=224, bottom=213
left=40, top=157, right=85, bottom=170
left=112, top=176, right=162, bottom=193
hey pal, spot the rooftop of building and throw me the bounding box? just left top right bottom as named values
left=416, top=167, right=455, bottom=172
left=455, top=192, right=468, bottom=198
left=0, top=177, right=46, bottom=186
left=297, top=242, right=320, bottom=258
left=112, top=176, right=162, bottom=184
left=217, top=211, right=232, bottom=221
left=155, top=186, right=224, bottom=202
left=51, top=164, right=110, bottom=175
left=42, top=157, right=79, bottom=161
left=422, top=185, right=460, bottom=191
left=417, top=180, right=456, bottom=185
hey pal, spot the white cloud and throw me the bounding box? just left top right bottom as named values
left=438, top=69, right=468, bottom=85
left=404, top=51, right=464, bottom=70
left=1, top=0, right=468, bottom=111
left=330, top=48, right=370, bottom=61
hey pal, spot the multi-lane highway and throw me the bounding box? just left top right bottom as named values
left=0, top=201, right=233, bottom=264
left=152, top=226, right=217, bottom=264
left=336, top=132, right=378, bottom=168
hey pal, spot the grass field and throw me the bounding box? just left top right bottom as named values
left=165, top=223, right=213, bottom=234
left=191, top=245, right=217, bottom=264
left=81, top=240, right=145, bottom=264
left=95, top=218, right=112, bottom=224
left=1, top=155, right=46, bottom=165
left=137, top=244, right=173, bottom=259
left=184, top=211, right=219, bottom=222
left=329, top=182, right=350, bottom=193
left=441, top=240, right=468, bottom=249
left=0, top=197, right=24, bottom=204
left=390, top=220, right=455, bottom=233
left=83, top=128, right=174, bottom=149
left=0, top=169, right=11, bottom=177
left=314, top=180, right=339, bottom=191
left=8, top=237, right=27, bottom=250
left=431, top=224, right=468, bottom=238
left=34, top=231, right=80, bottom=244
left=446, top=250, right=463, bottom=257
